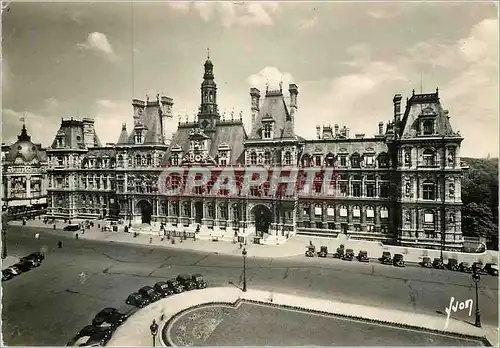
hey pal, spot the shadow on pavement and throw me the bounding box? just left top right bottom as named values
left=228, top=281, right=243, bottom=291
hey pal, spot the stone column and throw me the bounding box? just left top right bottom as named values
left=375, top=176, right=380, bottom=198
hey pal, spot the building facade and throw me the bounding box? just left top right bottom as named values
left=44, top=57, right=467, bottom=250
left=1, top=124, right=48, bottom=216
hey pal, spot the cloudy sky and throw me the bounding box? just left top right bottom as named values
left=2, top=1, right=498, bottom=158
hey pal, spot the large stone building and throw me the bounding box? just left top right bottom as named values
left=44, top=57, right=467, bottom=250
left=1, top=123, right=48, bottom=216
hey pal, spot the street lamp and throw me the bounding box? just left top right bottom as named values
left=472, top=266, right=482, bottom=327
left=1, top=227, right=7, bottom=259
left=150, top=319, right=159, bottom=347
left=242, top=248, right=247, bottom=292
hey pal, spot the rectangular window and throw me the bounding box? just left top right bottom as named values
left=379, top=184, right=388, bottom=198
left=314, top=207, right=322, bottom=215
left=340, top=156, right=347, bottom=167
left=208, top=205, right=214, bottom=218
left=303, top=207, right=310, bottom=216
left=365, top=156, right=374, bottom=165
left=424, top=213, right=434, bottom=223
left=380, top=209, right=389, bottom=219
left=327, top=207, right=335, bottom=216
left=366, top=209, right=374, bottom=218
left=353, top=208, right=361, bottom=218
left=352, top=183, right=361, bottom=197
left=315, top=156, right=321, bottom=166
left=366, top=184, right=374, bottom=197
left=340, top=208, right=348, bottom=217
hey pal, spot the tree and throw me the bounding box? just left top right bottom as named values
left=461, top=158, right=498, bottom=250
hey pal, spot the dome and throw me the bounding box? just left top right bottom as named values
left=5, top=125, right=43, bottom=163
left=204, top=59, right=213, bottom=67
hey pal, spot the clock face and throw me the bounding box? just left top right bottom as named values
left=201, top=119, right=209, bottom=128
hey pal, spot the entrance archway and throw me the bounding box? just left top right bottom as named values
left=251, top=205, right=273, bottom=237
left=136, top=200, right=153, bottom=224
left=194, top=201, right=203, bottom=224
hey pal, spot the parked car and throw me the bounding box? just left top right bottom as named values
left=420, top=257, right=432, bottom=268
left=67, top=326, right=113, bottom=346
left=75, top=331, right=112, bottom=347
left=14, top=261, right=32, bottom=272
left=483, top=263, right=499, bottom=276
left=356, top=250, right=369, bottom=262
left=305, top=245, right=315, bottom=257
left=20, top=256, right=41, bottom=268
left=138, top=286, right=162, bottom=303
left=446, top=258, right=460, bottom=271
left=459, top=262, right=472, bottom=273
left=342, top=249, right=354, bottom=261
left=26, top=252, right=45, bottom=262
left=191, top=274, right=208, bottom=289
left=6, top=265, right=22, bottom=275
left=318, top=246, right=328, bottom=258
left=393, top=254, right=406, bottom=267
left=176, top=274, right=197, bottom=291
left=432, top=258, right=445, bottom=269
left=92, top=308, right=127, bottom=327
left=166, top=279, right=184, bottom=294
left=125, top=292, right=149, bottom=308
left=2, top=269, right=15, bottom=281
left=154, top=281, right=174, bottom=297
left=379, top=252, right=392, bottom=265
left=63, top=224, right=80, bottom=231
left=333, top=245, right=345, bottom=259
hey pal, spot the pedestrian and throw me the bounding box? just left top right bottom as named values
left=76, top=233, right=79, bottom=240
left=149, top=237, right=153, bottom=244
left=58, top=240, right=62, bottom=248
left=53, top=223, right=56, bottom=230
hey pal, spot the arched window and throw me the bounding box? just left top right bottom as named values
left=325, top=153, right=335, bottom=167
left=250, top=152, right=257, bottom=165
left=339, top=205, right=348, bottom=217
left=284, top=151, right=292, bottom=165
left=263, top=124, right=272, bottom=139
left=366, top=206, right=374, bottom=219
left=352, top=205, right=361, bottom=218
left=301, top=154, right=311, bottom=167
left=351, top=153, right=361, bottom=168
left=380, top=206, right=389, bottom=219
left=264, top=151, right=271, bottom=165
left=422, top=149, right=435, bottom=166
left=422, top=120, right=434, bottom=135
left=422, top=180, right=435, bottom=200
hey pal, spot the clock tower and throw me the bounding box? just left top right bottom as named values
left=198, top=51, right=220, bottom=132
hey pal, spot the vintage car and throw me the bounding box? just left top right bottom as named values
left=432, top=258, right=445, bottom=269
left=154, top=281, right=174, bottom=297
left=20, top=255, right=41, bottom=268
left=446, top=258, right=460, bottom=271
left=2, top=269, right=15, bottom=281
left=483, top=263, right=499, bottom=276
left=67, top=326, right=114, bottom=346
left=14, top=261, right=33, bottom=272
left=176, top=274, right=197, bottom=291
left=166, top=279, right=184, bottom=293
left=92, top=308, right=127, bottom=327
left=191, top=274, right=208, bottom=289
left=125, top=292, right=149, bottom=308
left=26, top=252, right=45, bottom=262
left=63, top=224, right=80, bottom=231
left=420, top=257, right=432, bottom=268
left=393, top=254, right=406, bottom=267
left=138, top=286, right=162, bottom=303
left=342, top=249, right=354, bottom=261
left=357, top=250, right=369, bottom=262
left=459, top=262, right=472, bottom=273
left=305, top=245, right=316, bottom=257
left=379, top=251, right=392, bottom=265
left=333, top=245, right=345, bottom=259
left=318, top=246, right=328, bottom=258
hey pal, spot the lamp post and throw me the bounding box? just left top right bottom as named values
left=150, top=319, right=159, bottom=347
left=1, top=226, right=7, bottom=259
left=472, top=266, right=482, bottom=327
left=242, top=248, right=247, bottom=292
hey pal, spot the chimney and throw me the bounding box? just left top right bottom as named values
left=289, top=84, right=299, bottom=127
left=393, top=94, right=402, bottom=123
left=334, top=124, right=339, bottom=136
left=378, top=122, right=384, bottom=135
left=250, top=88, right=261, bottom=127
left=316, top=126, right=321, bottom=139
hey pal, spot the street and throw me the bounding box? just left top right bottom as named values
left=2, top=225, right=498, bottom=345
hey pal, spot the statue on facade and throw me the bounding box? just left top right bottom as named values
left=449, top=182, right=455, bottom=196
left=405, top=182, right=411, bottom=197
left=404, top=151, right=411, bottom=166
left=405, top=211, right=411, bottom=223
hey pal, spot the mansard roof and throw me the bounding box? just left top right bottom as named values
left=126, top=100, right=166, bottom=145
left=248, top=90, right=297, bottom=140
left=49, top=118, right=102, bottom=150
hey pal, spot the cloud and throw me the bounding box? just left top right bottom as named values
left=77, top=32, right=118, bottom=61
left=169, top=2, right=281, bottom=28
left=43, top=98, right=60, bottom=113
left=246, top=66, right=294, bottom=93
left=2, top=109, right=59, bottom=147
left=299, top=16, right=318, bottom=30
left=94, top=100, right=133, bottom=145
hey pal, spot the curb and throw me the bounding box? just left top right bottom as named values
left=160, top=297, right=491, bottom=347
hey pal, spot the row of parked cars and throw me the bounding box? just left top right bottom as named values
left=2, top=252, right=45, bottom=281
left=67, top=274, right=208, bottom=347
left=67, top=308, right=128, bottom=346
left=126, top=274, right=208, bottom=308
left=420, top=257, right=498, bottom=276
left=306, top=245, right=404, bottom=266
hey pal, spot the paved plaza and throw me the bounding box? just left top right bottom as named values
left=166, top=302, right=486, bottom=346
left=1, top=225, right=498, bottom=346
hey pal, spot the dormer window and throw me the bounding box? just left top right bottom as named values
left=264, top=151, right=272, bottom=165
left=135, top=131, right=143, bottom=144
left=263, top=124, right=272, bottom=139
left=422, top=119, right=434, bottom=135
left=172, top=154, right=179, bottom=166
left=250, top=152, right=257, bottom=165
left=284, top=152, right=292, bottom=166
